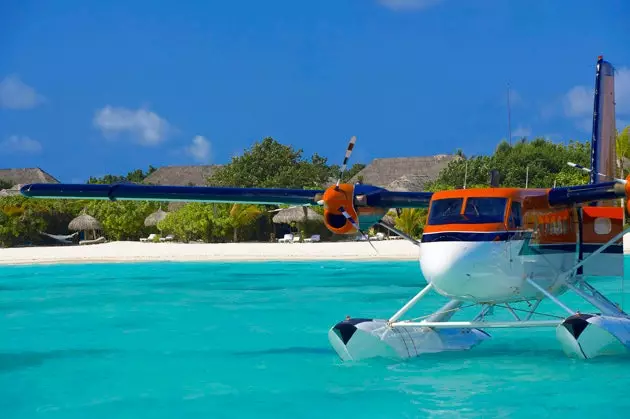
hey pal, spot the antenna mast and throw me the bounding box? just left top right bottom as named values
left=507, top=83, right=512, bottom=146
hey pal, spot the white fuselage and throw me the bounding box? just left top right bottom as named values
left=419, top=237, right=622, bottom=303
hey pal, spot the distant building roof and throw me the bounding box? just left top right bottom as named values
left=143, top=165, right=222, bottom=186
left=0, top=167, right=59, bottom=186
left=350, top=154, right=459, bottom=192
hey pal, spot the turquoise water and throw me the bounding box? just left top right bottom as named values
left=1, top=260, right=630, bottom=418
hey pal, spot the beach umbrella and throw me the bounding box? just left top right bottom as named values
left=271, top=206, right=323, bottom=240
left=144, top=208, right=168, bottom=227
left=271, top=206, right=323, bottom=224
left=68, top=214, right=102, bottom=231
left=68, top=213, right=102, bottom=240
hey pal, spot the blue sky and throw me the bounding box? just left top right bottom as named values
left=1, top=0, right=629, bottom=183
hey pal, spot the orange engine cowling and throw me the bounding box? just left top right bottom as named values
left=321, top=184, right=359, bottom=235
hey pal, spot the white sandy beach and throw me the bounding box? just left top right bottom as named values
left=0, top=240, right=420, bottom=266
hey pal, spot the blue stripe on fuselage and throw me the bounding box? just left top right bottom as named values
left=420, top=231, right=622, bottom=255
left=421, top=231, right=529, bottom=243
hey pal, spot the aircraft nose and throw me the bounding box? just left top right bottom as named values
left=420, top=240, right=480, bottom=280
left=419, top=239, right=507, bottom=297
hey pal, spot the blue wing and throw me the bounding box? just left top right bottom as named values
left=19, top=183, right=434, bottom=208
left=548, top=181, right=625, bottom=206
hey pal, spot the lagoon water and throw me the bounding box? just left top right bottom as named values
left=2, top=260, right=630, bottom=418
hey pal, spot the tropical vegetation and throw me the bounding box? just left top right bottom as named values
left=1, top=128, right=629, bottom=247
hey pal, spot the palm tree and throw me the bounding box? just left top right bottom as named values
left=394, top=208, right=425, bottom=238
left=229, top=204, right=262, bottom=242
left=616, top=125, right=630, bottom=178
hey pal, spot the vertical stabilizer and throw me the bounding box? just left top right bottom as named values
left=590, top=56, right=617, bottom=185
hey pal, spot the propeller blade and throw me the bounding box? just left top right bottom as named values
left=567, top=161, right=627, bottom=184
left=339, top=206, right=379, bottom=253
left=336, top=136, right=357, bottom=187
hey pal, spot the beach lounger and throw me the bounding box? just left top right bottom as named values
left=79, top=236, right=106, bottom=245
left=140, top=233, right=157, bottom=242
left=278, top=234, right=293, bottom=243
left=292, top=236, right=301, bottom=243
left=159, top=234, right=175, bottom=242
left=304, top=234, right=320, bottom=243
left=369, top=232, right=385, bottom=241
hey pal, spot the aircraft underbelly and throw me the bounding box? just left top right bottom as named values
left=419, top=240, right=621, bottom=303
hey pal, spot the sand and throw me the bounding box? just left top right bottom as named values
left=0, top=240, right=420, bottom=266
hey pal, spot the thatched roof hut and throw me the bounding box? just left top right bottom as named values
left=349, top=154, right=459, bottom=192
left=69, top=214, right=102, bottom=231
left=272, top=206, right=323, bottom=224
left=144, top=208, right=168, bottom=227
left=0, top=167, right=59, bottom=185
left=143, top=165, right=222, bottom=186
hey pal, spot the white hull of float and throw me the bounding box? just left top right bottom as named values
left=328, top=318, right=489, bottom=361
left=556, top=314, right=630, bottom=359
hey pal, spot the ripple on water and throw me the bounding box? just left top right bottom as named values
left=1, top=260, right=630, bottom=418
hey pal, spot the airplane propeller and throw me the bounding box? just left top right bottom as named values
left=336, top=136, right=357, bottom=188
left=339, top=205, right=379, bottom=253
left=271, top=135, right=358, bottom=210
left=567, top=162, right=627, bottom=184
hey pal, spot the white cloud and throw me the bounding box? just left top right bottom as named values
left=616, top=67, right=630, bottom=114
left=562, top=66, right=630, bottom=132
left=0, top=135, right=43, bottom=153
left=0, top=75, right=45, bottom=109
left=563, top=85, right=593, bottom=118
left=93, top=106, right=170, bottom=146
left=185, top=135, right=211, bottom=162
left=512, top=125, right=531, bottom=138
left=377, top=0, right=444, bottom=11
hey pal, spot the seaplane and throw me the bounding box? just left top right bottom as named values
left=20, top=56, right=630, bottom=361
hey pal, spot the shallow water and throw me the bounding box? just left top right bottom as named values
left=1, top=260, right=630, bottom=418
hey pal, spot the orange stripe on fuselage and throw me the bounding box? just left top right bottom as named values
left=424, top=187, right=624, bottom=244
left=424, top=187, right=549, bottom=235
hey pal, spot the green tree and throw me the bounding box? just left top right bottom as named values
left=0, top=179, right=13, bottom=189
left=554, top=170, right=589, bottom=187
left=208, top=137, right=350, bottom=189
left=0, top=197, right=50, bottom=247
left=617, top=125, right=630, bottom=178
left=429, top=137, right=591, bottom=189
left=85, top=201, right=159, bottom=240
left=229, top=204, right=262, bottom=242
left=394, top=208, right=425, bottom=238
left=158, top=203, right=232, bottom=243
left=87, top=166, right=157, bottom=184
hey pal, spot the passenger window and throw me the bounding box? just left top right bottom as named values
left=509, top=201, right=522, bottom=229
left=427, top=198, right=464, bottom=225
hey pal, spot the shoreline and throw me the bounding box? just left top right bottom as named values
left=0, top=240, right=420, bottom=266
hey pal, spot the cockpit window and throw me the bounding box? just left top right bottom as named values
left=427, top=198, right=463, bottom=225
left=463, top=197, right=508, bottom=223
left=427, top=197, right=508, bottom=225
left=509, top=201, right=522, bottom=228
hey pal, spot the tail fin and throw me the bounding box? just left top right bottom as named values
left=590, top=56, right=617, bottom=185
